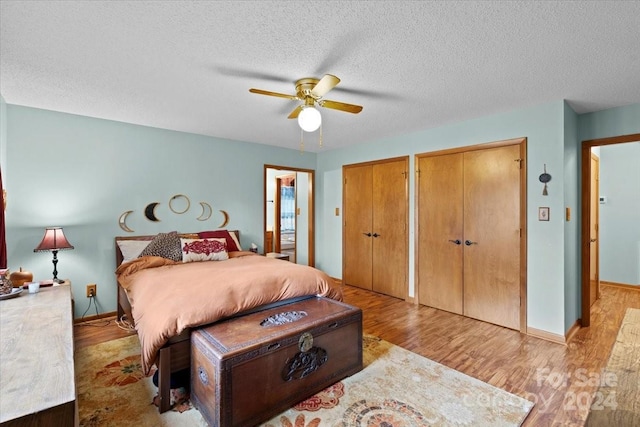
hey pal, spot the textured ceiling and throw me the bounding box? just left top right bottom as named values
left=1, top=1, right=639, bottom=152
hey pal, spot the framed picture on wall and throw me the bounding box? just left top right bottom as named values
left=538, top=207, right=550, bottom=221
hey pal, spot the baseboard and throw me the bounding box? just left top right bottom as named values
left=74, top=310, right=116, bottom=323
left=527, top=327, right=568, bottom=345
left=601, top=281, right=640, bottom=291
left=564, top=320, right=581, bottom=343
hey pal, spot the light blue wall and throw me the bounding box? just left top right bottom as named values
left=599, top=142, right=640, bottom=285
left=579, top=104, right=640, bottom=287
left=317, top=100, right=568, bottom=335
left=563, top=102, right=580, bottom=331
left=579, top=104, right=640, bottom=141
left=5, top=100, right=638, bottom=334
left=4, top=106, right=316, bottom=318
left=315, top=101, right=639, bottom=336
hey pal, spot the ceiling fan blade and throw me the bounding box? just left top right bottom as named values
left=287, top=105, right=303, bottom=119
left=320, top=99, right=363, bottom=114
left=311, top=74, right=340, bottom=98
left=249, top=88, right=298, bottom=100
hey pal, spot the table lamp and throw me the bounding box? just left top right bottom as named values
left=34, top=227, right=74, bottom=283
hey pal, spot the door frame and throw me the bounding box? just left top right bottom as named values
left=414, top=137, right=527, bottom=333
left=589, top=152, right=600, bottom=305
left=264, top=164, right=315, bottom=267
left=274, top=174, right=297, bottom=255
left=580, top=133, right=640, bottom=326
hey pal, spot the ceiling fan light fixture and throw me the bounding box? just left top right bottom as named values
left=298, top=105, right=321, bottom=132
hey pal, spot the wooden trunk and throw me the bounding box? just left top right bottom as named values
left=191, top=297, right=362, bottom=427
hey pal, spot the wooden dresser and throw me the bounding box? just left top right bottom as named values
left=0, top=284, right=76, bottom=426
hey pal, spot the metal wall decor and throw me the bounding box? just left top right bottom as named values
left=117, top=194, right=229, bottom=232
left=118, top=210, right=135, bottom=232
left=196, top=202, right=212, bottom=221
left=218, top=210, right=230, bottom=227
left=144, top=202, right=161, bottom=222
left=539, top=164, right=552, bottom=195
left=169, top=194, right=190, bottom=214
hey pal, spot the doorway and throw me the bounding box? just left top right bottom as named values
left=264, top=165, right=315, bottom=266
left=581, top=133, right=640, bottom=326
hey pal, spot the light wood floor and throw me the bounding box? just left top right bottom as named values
left=74, top=283, right=640, bottom=426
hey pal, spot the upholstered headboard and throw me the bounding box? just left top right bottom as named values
left=114, top=230, right=240, bottom=266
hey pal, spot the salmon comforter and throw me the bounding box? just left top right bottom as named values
left=115, top=252, right=342, bottom=374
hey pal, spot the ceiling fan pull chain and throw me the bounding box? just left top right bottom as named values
left=300, top=128, right=305, bottom=154
left=319, top=123, right=323, bottom=148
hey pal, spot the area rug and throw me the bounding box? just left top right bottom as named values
left=76, top=334, right=534, bottom=426
left=586, top=308, right=640, bottom=426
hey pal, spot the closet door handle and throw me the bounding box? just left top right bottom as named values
left=448, top=239, right=462, bottom=245
left=363, top=232, right=372, bottom=237
left=372, top=233, right=380, bottom=238
left=464, top=240, right=477, bottom=246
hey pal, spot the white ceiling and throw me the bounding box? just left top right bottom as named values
left=1, top=1, right=639, bottom=153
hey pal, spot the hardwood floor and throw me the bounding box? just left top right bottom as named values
left=74, top=283, right=640, bottom=426
left=74, top=315, right=136, bottom=350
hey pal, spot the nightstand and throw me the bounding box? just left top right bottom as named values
left=266, top=252, right=290, bottom=261
left=54, top=279, right=74, bottom=317
left=0, top=283, right=76, bottom=425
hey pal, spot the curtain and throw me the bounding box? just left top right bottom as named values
left=0, top=167, right=6, bottom=268
left=280, top=186, right=295, bottom=231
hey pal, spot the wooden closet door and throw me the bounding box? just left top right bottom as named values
left=463, top=144, right=521, bottom=330
left=343, top=165, right=373, bottom=290
left=417, top=153, right=464, bottom=314
left=371, top=159, right=408, bottom=299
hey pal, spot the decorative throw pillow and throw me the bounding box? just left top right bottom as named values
left=180, top=238, right=229, bottom=262
left=138, top=231, right=182, bottom=262
left=117, top=240, right=151, bottom=264
left=197, top=230, right=242, bottom=252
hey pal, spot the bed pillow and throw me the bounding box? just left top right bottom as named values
left=197, top=230, right=242, bottom=252
left=138, top=231, right=182, bottom=262
left=117, top=240, right=151, bottom=264
left=180, top=238, right=229, bottom=262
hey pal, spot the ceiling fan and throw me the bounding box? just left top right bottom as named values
left=249, top=74, right=363, bottom=132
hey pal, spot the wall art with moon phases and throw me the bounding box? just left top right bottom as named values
left=117, top=194, right=230, bottom=232
left=169, top=194, right=190, bottom=214
left=144, top=202, right=161, bottom=222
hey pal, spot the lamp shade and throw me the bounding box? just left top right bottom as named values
left=297, top=106, right=322, bottom=132
left=34, top=227, right=74, bottom=252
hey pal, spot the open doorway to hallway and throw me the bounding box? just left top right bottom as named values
left=263, top=164, right=315, bottom=266
left=581, top=133, right=640, bottom=326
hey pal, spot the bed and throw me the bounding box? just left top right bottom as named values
left=114, top=230, right=343, bottom=413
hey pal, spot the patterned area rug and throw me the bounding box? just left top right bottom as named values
left=586, top=308, right=640, bottom=426
left=76, top=334, right=534, bottom=426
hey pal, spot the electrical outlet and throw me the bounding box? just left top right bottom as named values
left=86, top=284, right=97, bottom=298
